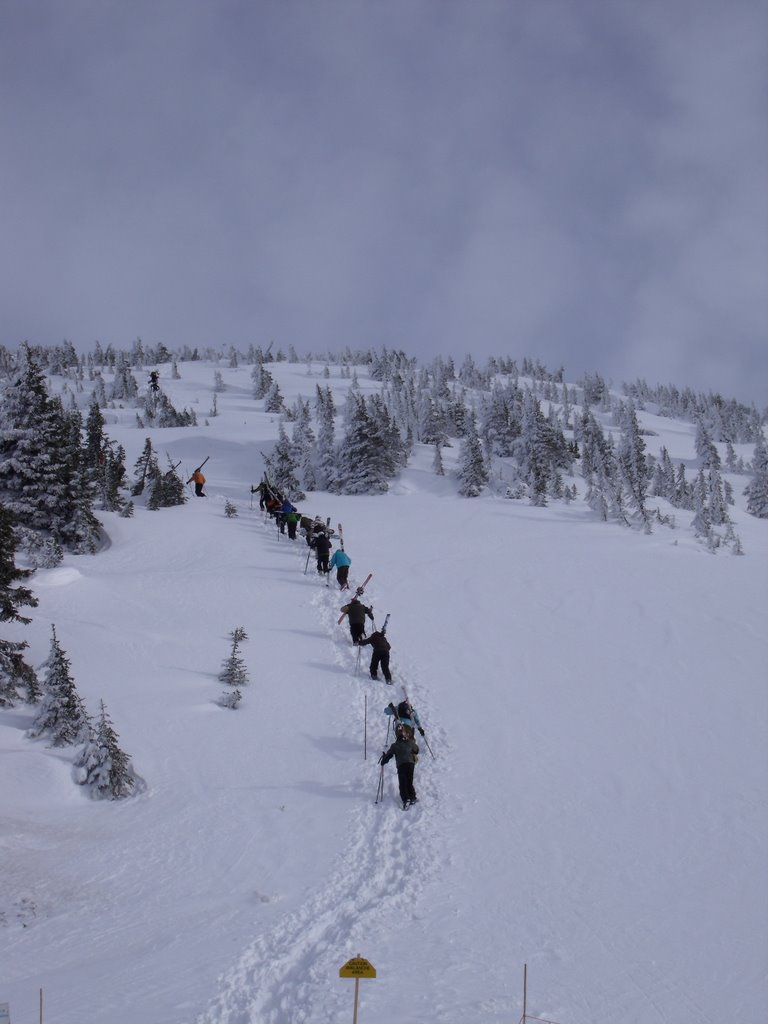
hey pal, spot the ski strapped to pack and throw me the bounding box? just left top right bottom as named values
left=400, top=685, right=434, bottom=758
left=335, top=577, right=376, bottom=622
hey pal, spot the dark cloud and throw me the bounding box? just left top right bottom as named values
left=1, top=0, right=765, bottom=403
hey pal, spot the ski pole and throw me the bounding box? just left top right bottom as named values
left=421, top=733, right=436, bottom=759
left=375, top=762, right=385, bottom=804
left=304, top=549, right=311, bottom=574
left=355, top=644, right=362, bottom=676
left=364, top=694, right=367, bottom=760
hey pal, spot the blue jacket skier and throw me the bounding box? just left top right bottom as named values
left=277, top=498, right=296, bottom=535
left=328, top=548, right=351, bottom=589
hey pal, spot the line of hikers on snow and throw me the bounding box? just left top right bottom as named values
left=251, top=479, right=350, bottom=582
left=253, top=476, right=428, bottom=808
left=253, top=477, right=394, bottom=682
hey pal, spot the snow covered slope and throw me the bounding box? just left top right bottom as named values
left=1, top=357, right=766, bottom=1024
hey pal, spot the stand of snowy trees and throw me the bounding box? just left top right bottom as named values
left=0, top=515, right=138, bottom=798
left=1, top=340, right=766, bottom=557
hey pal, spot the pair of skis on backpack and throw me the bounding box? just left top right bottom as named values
left=336, top=572, right=377, bottom=622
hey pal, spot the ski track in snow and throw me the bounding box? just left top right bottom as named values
left=196, top=516, right=454, bottom=1024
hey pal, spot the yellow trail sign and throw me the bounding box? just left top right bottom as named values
left=339, top=956, right=377, bottom=979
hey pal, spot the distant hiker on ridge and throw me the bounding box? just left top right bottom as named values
left=187, top=467, right=207, bottom=497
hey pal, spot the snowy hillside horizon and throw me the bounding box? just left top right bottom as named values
left=1, top=345, right=766, bottom=1024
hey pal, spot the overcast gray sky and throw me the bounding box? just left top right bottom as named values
left=1, top=0, right=766, bottom=403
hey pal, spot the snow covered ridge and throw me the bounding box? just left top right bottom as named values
left=1, top=343, right=765, bottom=560
left=0, top=346, right=766, bottom=1024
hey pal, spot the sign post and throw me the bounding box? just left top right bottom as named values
left=339, top=955, right=376, bottom=1024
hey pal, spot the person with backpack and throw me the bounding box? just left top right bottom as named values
left=250, top=480, right=268, bottom=510
left=379, top=725, right=419, bottom=809
left=278, top=498, right=297, bottom=535
left=314, top=530, right=332, bottom=575
left=359, top=629, right=392, bottom=683
left=385, top=699, right=425, bottom=737
left=285, top=507, right=301, bottom=540
left=328, top=547, right=352, bottom=589
left=299, top=514, right=314, bottom=543
left=339, top=595, right=374, bottom=644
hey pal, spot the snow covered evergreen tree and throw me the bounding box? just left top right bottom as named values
left=28, top=625, right=90, bottom=746
left=480, top=382, right=520, bottom=457
left=313, top=385, right=338, bottom=492
left=219, top=631, right=249, bottom=686
left=514, top=391, right=550, bottom=505
left=131, top=437, right=159, bottom=496
left=265, top=424, right=305, bottom=501
left=100, top=440, right=128, bottom=512
left=690, top=470, right=710, bottom=538
left=263, top=379, right=285, bottom=413
left=366, top=394, right=407, bottom=480
left=457, top=417, right=489, bottom=497
left=109, top=353, right=139, bottom=401
left=652, top=446, right=677, bottom=502
left=291, top=398, right=317, bottom=493
left=83, top=396, right=127, bottom=510
left=675, top=462, right=693, bottom=509
left=695, top=420, right=721, bottom=470
left=84, top=396, right=107, bottom=472
left=744, top=434, right=768, bottom=518
left=75, top=700, right=138, bottom=800
left=336, top=394, right=390, bottom=494
left=0, top=346, right=100, bottom=552
left=617, top=402, right=650, bottom=526
left=578, top=407, right=627, bottom=524
left=148, top=457, right=187, bottom=509
left=418, top=393, right=450, bottom=447
left=707, top=468, right=731, bottom=526
left=0, top=503, right=40, bottom=706
left=251, top=361, right=273, bottom=400
left=142, top=389, right=197, bottom=427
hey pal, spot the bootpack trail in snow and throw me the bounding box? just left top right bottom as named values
left=195, top=511, right=451, bottom=1023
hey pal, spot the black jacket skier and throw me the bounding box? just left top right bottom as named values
left=380, top=731, right=419, bottom=808
left=314, top=532, right=332, bottom=575
left=340, top=596, right=373, bottom=644
left=359, top=630, right=392, bottom=683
